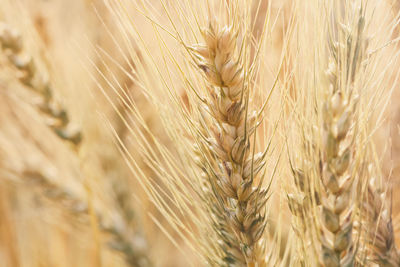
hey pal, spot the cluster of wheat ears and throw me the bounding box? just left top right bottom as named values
left=1, top=0, right=400, bottom=266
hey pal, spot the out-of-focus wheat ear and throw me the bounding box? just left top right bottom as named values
left=0, top=22, right=81, bottom=146
left=287, top=159, right=322, bottom=265
left=0, top=21, right=153, bottom=267
left=190, top=16, right=268, bottom=266
left=319, top=42, right=354, bottom=267
left=287, top=192, right=308, bottom=266
left=287, top=2, right=369, bottom=266
left=360, top=166, right=400, bottom=267
left=20, top=169, right=152, bottom=267
left=316, top=5, right=371, bottom=266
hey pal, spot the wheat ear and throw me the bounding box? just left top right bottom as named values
left=0, top=22, right=152, bottom=267
left=317, top=7, right=368, bottom=266
left=361, top=167, right=400, bottom=267
left=190, top=18, right=268, bottom=266
left=287, top=168, right=319, bottom=266
left=0, top=22, right=81, bottom=145
left=17, top=169, right=152, bottom=267
left=319, top=73, right=355, bottom=267
left=288, top=3, right=369, bottom=266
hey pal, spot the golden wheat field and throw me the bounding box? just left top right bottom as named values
left=2, top=0, right=400, bottom=266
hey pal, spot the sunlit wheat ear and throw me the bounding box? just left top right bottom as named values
left=0, top=22, right=81, bottom=146
left=190, top=17, right=268, bottom=266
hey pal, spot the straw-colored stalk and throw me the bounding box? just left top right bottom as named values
left=190, top=17, right=268, bottom=266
